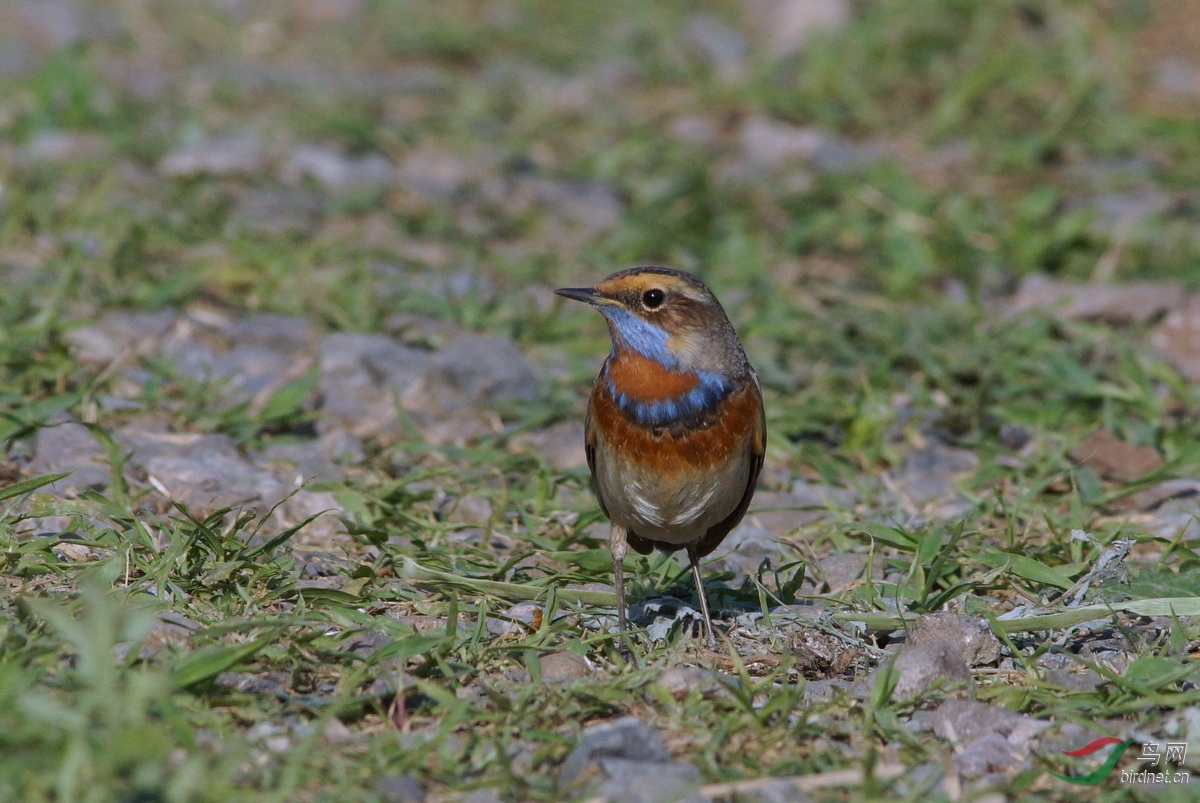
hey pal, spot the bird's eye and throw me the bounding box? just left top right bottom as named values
left=642, top=288, right=666, bottom=310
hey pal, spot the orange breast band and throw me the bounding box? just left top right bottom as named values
left=590, top=381, right=763, bottom=474
left=604, top=351, right=699, bottom=404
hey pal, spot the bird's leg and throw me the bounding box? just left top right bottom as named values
left=610, top=524, right=630, bottom=644
left=687, top=546, right=715, bottom=647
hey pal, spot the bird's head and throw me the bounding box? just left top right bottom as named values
left=555, top=267, right=747, bottom=375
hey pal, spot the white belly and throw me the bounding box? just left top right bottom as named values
left=593, top=440, right=751, bottom=544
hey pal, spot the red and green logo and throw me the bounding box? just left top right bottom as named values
left=1050, top=737, right=1135, bottom=785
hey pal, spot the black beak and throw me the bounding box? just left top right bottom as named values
left=554, top=286, right=602, bottom=305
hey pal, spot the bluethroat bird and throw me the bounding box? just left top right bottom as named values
left=556, top=267, right=765, bottom=644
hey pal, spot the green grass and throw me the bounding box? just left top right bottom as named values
left=3, top=0, right=1200, bottom=800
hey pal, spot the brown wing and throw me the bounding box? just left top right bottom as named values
left=580, top=374, right=619, bottom=525
left=694, top=370, right=766, bottom=558
left=583, top=403, right=604, bottom=516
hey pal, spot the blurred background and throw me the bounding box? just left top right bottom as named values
left=6, top=4, right=1200, bottom=800
left=2, top=0, right=1198, bottom=329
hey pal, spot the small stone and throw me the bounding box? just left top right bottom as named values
left=486, top=601, right=543, bottom=636
left=293, top=0, right=361, bottom=25
left=812, top=553, right=867, bottom=594
left=317, top=332, right=431, bottom=438
left=790, top=479, right=857, bottom=508
left=158, top=134, right=266, bottom=177
left=233, top=186, right=323, bottom=235
left=1153, top=57, right=1200, bottom=98
left=998, top=423, right=1030, bottom=451
left=1042, top=668, right=1104, bottom=692
left=100, top=54, right=169, bottom=100
left=460, top=791, right=501, bottom=803
left=912, top=698, right=1048, bottom=748
left=155, top=312, right=316, bottom=407
left=588, top=760, right=703, bottom=803
left=426, top=334, right=539, bottom=405
left=283, top=144, right=394, bottom=194
left=1037, top=722, right=1115, bottom=762
left=52, top=541, right=97, bottom=563
left=953, top=732, right=1028, bottom=780
left=559, top=717, right=671, bottom=789
left=393, top=240, right=454, bottom=268
left=0, top=461, right=22, bottom=486
left=245, top=721, right=294, bottom=754
left=1148, top=294, right=1200, bottom=382
left=653, top=666, right=738, bottom=700
left=524, top=177, right=623, bottom=236
left=112, top=609, right=198, bottom=663
left=681, top=14, right=748, bottom=81
left=379, top=774, right=426, bottom=803
left=405, top=269, right=500, bottom=307
left=510, top=421, right=587, bottom=471
left=27, top=422, right=110, bottom=497
left=891, top=439, right=979, bottom=505
left=6, top=0, right=95, bottom=51
left=539, top=651, right=592, bottom=682
left=1006, top=276, right=1182, bottom=324
left=139, top=611, right=199, bottom=653
left=322, top=718, right=353, bottom=743
left=722, top=778, right=814, bottom=803
left=707, top=523, right=781, bottom=577
left=65, top=310, right=178, bottom=366
left=276, top=490, right=347, bottom=549
left=739, top=116, right=827, bottom=170
left=1114, top=479, right=1200, bottom=512
left=744, top=0, right=851, bottom=57
left=802, top=678, right=850, bottom=704
left=256, top=429, right=359, bottom=484
left=1091, top=187, right=1175, bottom=233
left=743, top=490, right=830, bottom=535
left=444, top=493, right=493, bottom=525
left=216, top=671, right=292, bottom=696
left=558, top=717, right=703, bottom=802
left=223, top=313, right=315, bottom=354
left=886, top=642, right=972, bottom=699
left=669, top=114, right=720, bottom=146
left=391, top=615, right=454, bottom=636
left=120, top=429, right=288, bottom=516
left=1068, top=429, right=1162, bottom=481
left=16, top=130, right=109, bottom=165
left=397, top=145, right=477, bottom=198
left=296, top=547, right=350, bottom=579
left=909, top=613, right=1001, bottom=667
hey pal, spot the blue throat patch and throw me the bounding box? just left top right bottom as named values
left=601, top=306, right=676, bottom=367
left=600, top=306, right=733, bottom=425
